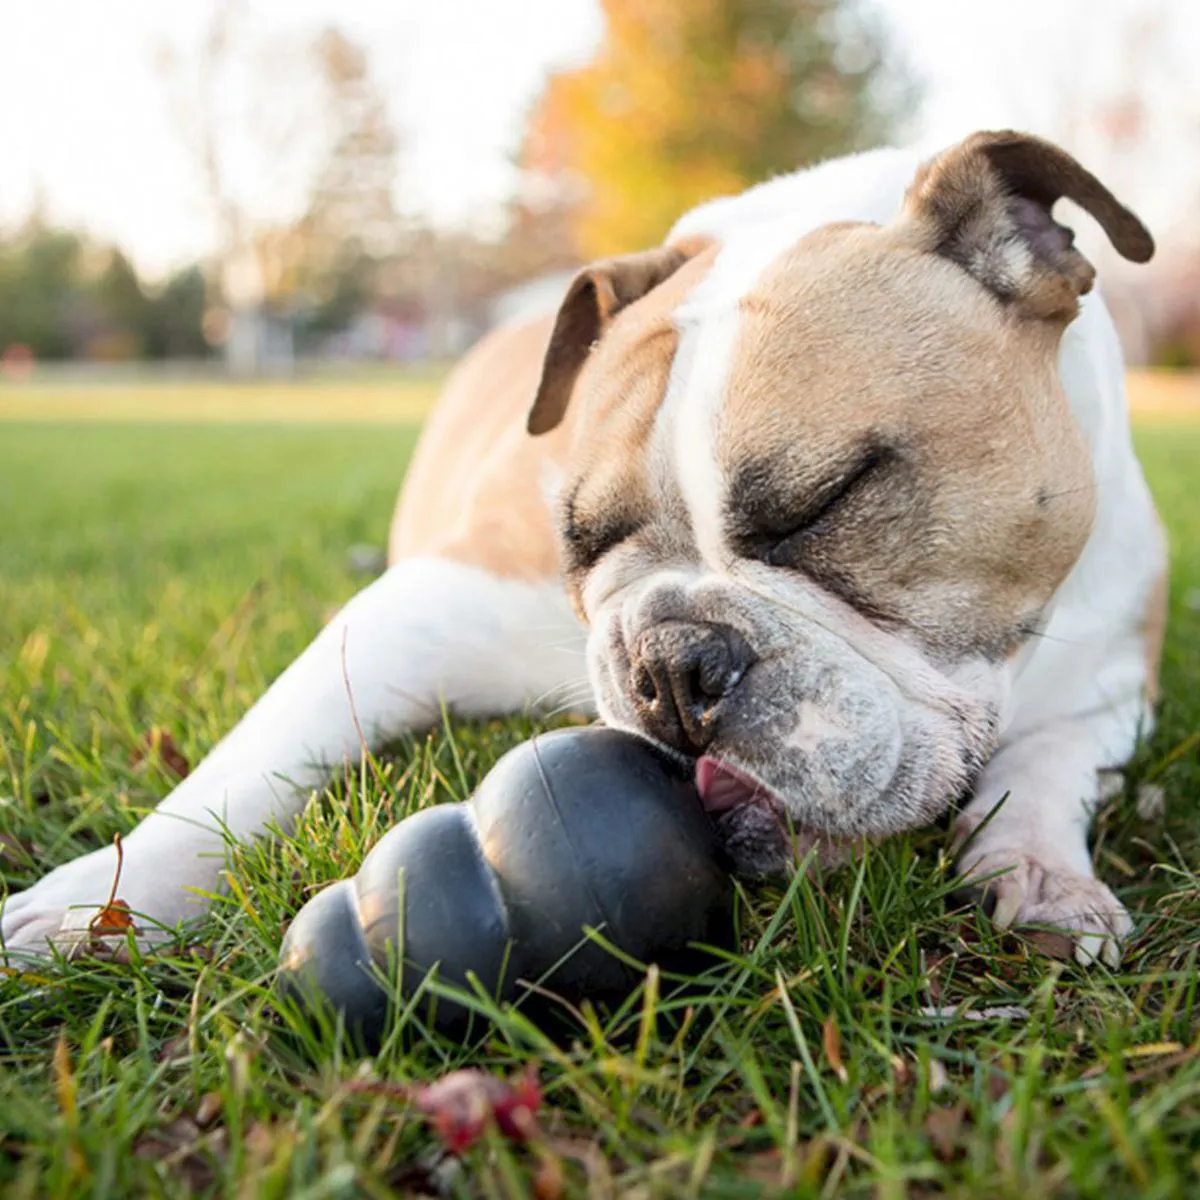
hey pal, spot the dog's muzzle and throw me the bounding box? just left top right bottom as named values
left=628, top=620, right=756, bottom=756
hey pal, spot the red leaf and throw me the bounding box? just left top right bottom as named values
left=493, top=1066, right=542, bottom=1142
left=87, top=833, right=140, bottom=939
left=89, top=898, right=136, bottom=936
left=414, top=1067, right=542, bottom=1154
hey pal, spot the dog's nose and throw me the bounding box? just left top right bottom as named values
left=630, top=621, right=755, bottom=755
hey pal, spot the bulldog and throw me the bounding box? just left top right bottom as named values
left=1, top=131, right=1166, bottom=969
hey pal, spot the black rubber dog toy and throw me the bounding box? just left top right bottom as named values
left=278, top=727, right=736, bottom=1047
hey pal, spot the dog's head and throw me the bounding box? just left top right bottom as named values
left=527, top=131, right=1154, bottom=873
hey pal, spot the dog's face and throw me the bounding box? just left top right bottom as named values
left=528, top=132, right=1153, bottom=873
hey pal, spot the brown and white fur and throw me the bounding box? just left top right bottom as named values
left=1, top=131, right=1166, bottom=968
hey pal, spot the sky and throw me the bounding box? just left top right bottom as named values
left=0, top=0, right=1194, bottom=278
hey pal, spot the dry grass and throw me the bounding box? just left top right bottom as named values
left=0, top=368, right=1195, bottom=426
left=0, top=371, right=444, bottom=424
left=1124, top=370, right=1200, bottom=418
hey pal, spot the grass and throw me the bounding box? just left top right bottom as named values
left=0, top=367, right=445, bottom=423
left=1, top=405, right=1199, bottom=1198
left=0, top=365, right=1193, bottom=425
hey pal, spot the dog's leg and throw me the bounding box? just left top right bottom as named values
left=952, top=698, right=1148, bottom=967
left=1, top=557, right=586, bottom=958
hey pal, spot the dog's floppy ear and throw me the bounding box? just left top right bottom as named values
left=527, top=243, right=699, bottom=436
left=902, top=130, right=1154, bottom=321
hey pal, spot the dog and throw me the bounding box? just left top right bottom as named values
left=1, top=130, right=1166, bottom=969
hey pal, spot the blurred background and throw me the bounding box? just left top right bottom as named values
left=0, top=0, right=1197, bottom=403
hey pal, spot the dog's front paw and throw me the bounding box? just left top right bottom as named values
left=956, top=845, right=1132, bottom=967
left=1, top=840, right=211, bottom=963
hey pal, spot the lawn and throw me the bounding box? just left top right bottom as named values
left=1, top=403, right=1198, bottom=1198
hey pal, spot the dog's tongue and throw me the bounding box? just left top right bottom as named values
left=695, top=756, right=768, bottom=814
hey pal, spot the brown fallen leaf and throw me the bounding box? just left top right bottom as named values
left=88, top=833, right=139, bottom=939
left=242, top=1120, right=275, bottom=1162
left=156, top=1034, right=191, bottom=1064
left=1025, top=929, right=1075, bottom=961
left=195, top=1092, right=222, bottom=1129
left=924, top=1103, right=968, bottom=1162
left=130, top=728, right=190, bottom=781
left=134, top=1116, right=228, bottom=1194
left=0, top=832, right=35, bottom=868
left=822, top=1013, right=848, bottom=1084
left=987, top=1069, right=1011, bottom=1105
left=532, top=1151, right=565, bottom=1200
left=739, top=1148, right=784, bottom=1186
left=540, top=1135, right=615, bottom=1200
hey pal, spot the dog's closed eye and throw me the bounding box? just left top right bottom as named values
left=727, top=441, right=897, bottom=567
left=561, top=488, right=646, bottom=572
left=763, top=445, right=894, bottom=565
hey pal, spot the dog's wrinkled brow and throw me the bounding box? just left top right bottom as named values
left=561, top=482, right=648, bottom=575
left=723, top=441, right=897, bottom=546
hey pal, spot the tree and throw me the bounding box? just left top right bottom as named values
left=0, top=219, right=86, bottom=359
left=89, top=250, right=155, bottom=358
left=303, top=29, right=400, bottom=262
left=526, top=0, right=910, bottom=257
left=158, top=10, right=401, bottom=373
left=0, top=210, right=210, bottom=363
left=286, top=28, right=402, bottom=344
left=144, top=267, right=211, bottom=360
left=157, top=0, right=254, bottom=367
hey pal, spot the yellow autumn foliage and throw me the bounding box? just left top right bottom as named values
left=530, top=0, right=904, bottom=257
